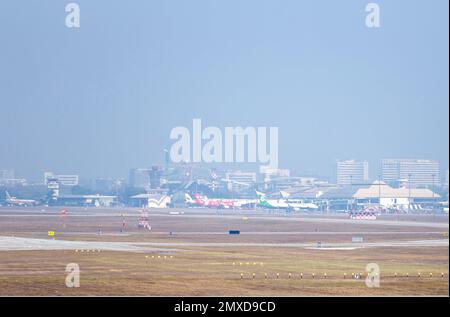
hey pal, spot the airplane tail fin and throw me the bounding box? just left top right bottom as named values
left=280, top=191, right=290, bottom=199
left=5, top=191, right=11, bottom=200
left=185, top=193, right=194, bottom=203
left=256, top=191, right=266, bottom=202
left=194, top=193, right=207, bottom=202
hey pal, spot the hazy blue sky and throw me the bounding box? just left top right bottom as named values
left=0, top=0, right=448, bottom=182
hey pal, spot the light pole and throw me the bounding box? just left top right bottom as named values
left=349, top=175, right=353, bottom=212
left=408, top=174, right=412, bottom=213
left=432, top=173, right=436, bottom=213
left=378, top=175, right=381, bottom=212
left=432, top=174, right=435, bottom=199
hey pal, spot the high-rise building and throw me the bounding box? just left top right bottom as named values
left=444, top=169, right=449, bottom=190
left=224, top=171, right=256, bottom=192
left=259, top=167, right=292, bottom=191
left=44, top=172, right=79, bottom=186
left=259, top=167, right=291, bottom=178
left=149, top=166, right=163, bottom=189
left=381, top=159, right=440, bottom=187
left=0, top=169, right=23, bottom=186
left=91, top=178, right=124, bottom=192
left=337, top=160, right=369, bottom=185
left=0, top=169, right=15, bottom=180
left=129, top=168, right=151, bottom=188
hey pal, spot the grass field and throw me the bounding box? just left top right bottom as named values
left=0, top=207, right=448, bottom=296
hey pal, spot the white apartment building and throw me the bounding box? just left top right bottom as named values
left=337, top=160, right=369, bottom=185
left=381, top=159, right=440, bottom=187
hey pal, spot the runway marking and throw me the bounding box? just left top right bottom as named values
left=0, top=236, right=447, bottom=252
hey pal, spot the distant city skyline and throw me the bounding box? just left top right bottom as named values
left=0, top=1, right=448, bottom=182
left=1, top=157, right=448, bottom=186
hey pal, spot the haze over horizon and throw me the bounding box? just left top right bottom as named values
left=0, top=0, right=448, bottom=182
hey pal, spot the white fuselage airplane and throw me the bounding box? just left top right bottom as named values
left=4, top=191, right=39, bottom=206
left=285, top=200, right=319, bottom=211
left=257, top=191, right=319, bottom=211
left=279, top=191, right=319, bottom=211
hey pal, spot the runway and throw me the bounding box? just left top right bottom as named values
left=0, top=207, right=447, bottom=229
left=147, top=213, right=449, bottom=229
left=0, top=236, right=177, bottom=253
left=155, top=231, right=447, bottom=235
left=0, top=236, right=447, bottom=252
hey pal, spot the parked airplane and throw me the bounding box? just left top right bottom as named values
left=185, top=193, right=255, bottom=209
left=4, top=191, right=39, bottom=206
left=279, top=191, right=319, bottom=211
left=257, top=191, right=319, bottom=211
left=256, top=191, right=289, bottom=209
left=186, top=193, right=224, bottom=208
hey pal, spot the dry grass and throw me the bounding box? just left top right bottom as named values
left=0, top=207, right=447, bottom=296
left=0, top=246, right=447, bottom=296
